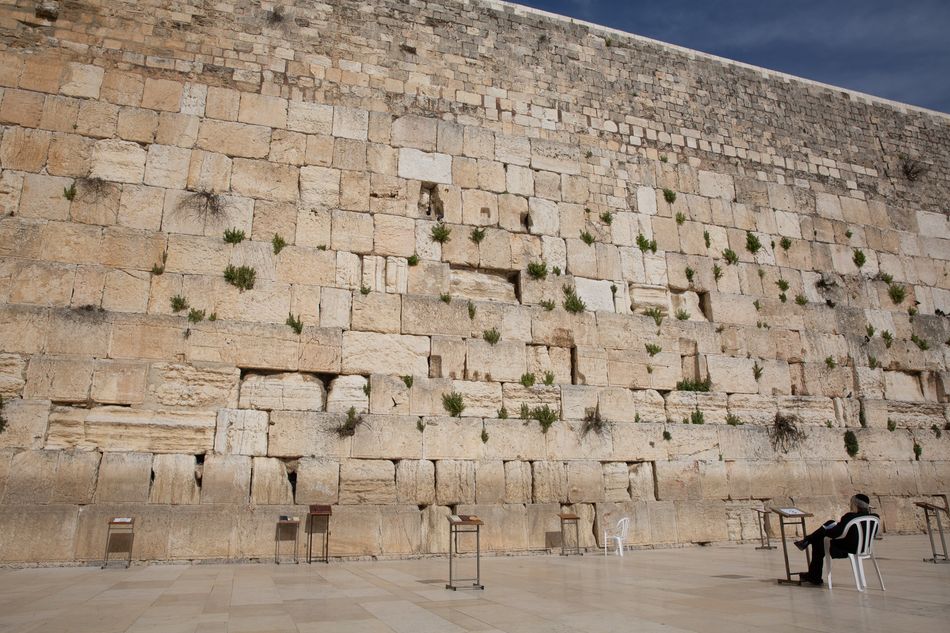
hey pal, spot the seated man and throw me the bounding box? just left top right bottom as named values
left=794, top=493, right=877, bottom=586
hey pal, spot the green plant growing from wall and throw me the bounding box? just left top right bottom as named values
left=271, top=233, right=287, bottom=254
left=663, top=188, right=676, bottom=204
left=780, top=236, right=792, bottom=250
left=336, top=407, right=362, bottom=437
left=689, top=408, right=705, bottom=425
left=676, top=377, right=711, bottom=392
left=878, top=272, right=893, bottom=284
left=675, top=212, right=686, bottom=225
left=179, top=190, right=227, bottom=221
left=600, top=211, right=613, bottom=225
left=645, top=343, right=662, bottom=356
left=769, top=413, right=807, bottom=453
left=532, top=405, right=558, bottom=433
left=430, top=222, right=451, bottom=243
left=402, top=375, right=414, bottom=389
left=887, top=419, right=896, bottom=432
left=223, top=228, right=245, bottom=244
left=63, top=182, right=76, bottom=201
left=470, top=227, right=485, bottom=244
left=684, top=266, right=695, bottom=283
left=552, top=266, right=562, bottom=275
left=170, top=295, right=188, bottom=312
left=0, top=396, right=6, bottom=434
left=360, top=285, right=371, bottom=295
left=580, top=229, right=595, bottom=245
left=914, top=442, right=923, bottom=461
left=286, top=312, right=303, bottom=334
left=407, top=253, right=419, bottom=266
left=497, top=406, right=508, bottom=419
left=416, top=419, right=426, bottom=432
left=527, top=261, right=548, bottom=280
left=481, top=427, right=489, bottom=443
left=779, top=293, right=787, bottom=303
left=882, top=330, right=893, bottom=348
left=844, top=430, right=859, bottom=457
left=520, top=372, right=536, bottom=388
left=868, top=355, right=878, bottom=369
left=866, top=324, right=876, bottom=338
left=726, top=413, right=743, bottom=426
left=795, top=294, right=807, bottom=306
left=582, top=405, right=607, bottom=436
left=753, top=361, right=763, bottom=381
left=187, top=308, right=206, bottom=323
left=562, top=286, right=586, bottom=314
left=675, top=308, right=690, bottom=320
left=746, top=232, right=761, bottom=254
left=663, top=430, right=672, bottom=441
left=911, top=334, right=930, bottom=350
left=704, top=230, right=711, bottom=248
left=852, top=248, right=866, bottom=269
left=151, top=251, right=167, bottom=276
left=644, top=306, right=664, bottom=327
left=442, top=392, right=465, bottom=417
left=825, top=356, right=837, bottom=369
left=520, top=403, right=531, bottom=420
left=637, top=233, right=658, bottom=253
left=468, top=301, right=476, bottom=320
left=224, top=265, right=256, bottom=291
left=777, top=279, right=790, bottom=292
left=439, top=293, right=451, bottom=304
left=713, top=264, right=723, bottom=281
left=723, top=248, right=738, bottom=265
left=483, top=328, right=500, bottom=345
left=543, top=371, right=555, bottom=386
left=888, top=283, right=906, bottom=304
left=540, top=299, right=555, bottom=311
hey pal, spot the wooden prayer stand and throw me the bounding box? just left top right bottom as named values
left=771, top=507, right=812, bottom=585
left=275, top=516, right=300, bottom=564
left=446, top=514, right=485, bottom=590
left=558, top=513, right=582, bottom=556
left=915, top=499, right=949, bottom=564
left=102, top=517, right=135, bottom=569
left=307, top=504, right=332, bottom=564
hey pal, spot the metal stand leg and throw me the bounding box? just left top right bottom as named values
left=923, top=507, right=950, bottom=564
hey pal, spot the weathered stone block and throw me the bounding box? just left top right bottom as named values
left=339, top=459, right=396, bottom=504
left=295, top=458, right=339, bottom=504
left=214, top=409, right=268, bottom=456
left=149, top=454, right=200, bottom=504
left=200, top=455, right=251, bottom=504
left=95, top=452, right=152, bottom=502
left=435, top=459, right=475, bottom=504
left=239, top=373, right=325, bottom=411
left=251, top=456, right=294, bottom=504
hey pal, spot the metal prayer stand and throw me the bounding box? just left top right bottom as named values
left=446, top=515, right=485, bottom=590
left=915, top=499, right=950, bottom=564
left=307, top=504, right=332, bottom=564
left=275, top=516, right=300, bottom=564
left=754, top=507, right=775, bottom=550
left=771, top=507, right=812, bottom=585
left=558, top=513, right=582, bottom=556
left=102, top=517, right=134, bottom=569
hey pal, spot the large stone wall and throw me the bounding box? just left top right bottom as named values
left=0, top=0, right=948, bottom=563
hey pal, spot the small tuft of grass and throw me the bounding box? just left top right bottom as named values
left=223, top=228, right=245, bottom=244
left=645, top=343, right=662, bottom=356
left=844, top=430, right=859, bottom=458
left=644, top=306, right=664, bottom=327
left=636, top=233, right=658, bottom=253
left=286, top=313, right=303, bottom=334
left=723, top=248, right=738, bottom=265
left=470, top=227, right=486, bottom=244
left=777, top=279, right=790, bottom=292
left=580, top=229, right=595, bottom=245
left=878, top=271, right=894, bottom=284
left=417, top=419, right=425, bottom=432
left=402, top=375, right=414, bottom=389
left=63, top=182, right=76, bottom=201
left=675, top=308, right=690, bottom=320
left=866, top=324, right=876, bottom=338
left=852, top=248, right=866, bottom=269
left=600, top=212, right=613, bottom=226
left=713, top=264, right=723, bottom=281
left=442, top=392, right=465, bottom=417
left=540, top=299, right=555, bottom=311
left=779, top=293, right=787, bottom=303
left=704, top=230, right=711, bottom=248
left=882, top=330, right=893, bottom=348
left=914, top=442, right=922, bottom=461
left=753, top=361, right=763, bottom=381
left=527, top=261, right=548, bottom=280
left=663, top=188, right=676, bottom=204
left=685, top=266, right=695, bottom=283
left=497, top=406, right=508, bottom=419
left=439, top=293, right=451, bottom=304
left=795, top=294, right=807, bottom=306
left=430, top=222, right=451, bottom=243
left=208, top=312, right=217, bottom=321
left=887, top=283, right=906, bottom=304
left=825, top=356, right=837, bottom=369
left=676, top=377, right=711, bottom=392
left=726, top=413, right=743, bottom=426
left=170, top=295, right=189, bottom=312
left=543, top=370, right=555, bottom=386
left=780, top=236, right=792, bottom=251
left=689, top=408, right=705, bottom=425
left=675, top=211, right=686, bottom=225
left=187, top=308, right=206, bottom=323
left=552, top=266, right=562, bottom=275
left=520, top=372, right=536, bottom=388
left=887, top=418, right=896, bottom=432
left=360, top=285, right=371, bottom=295
left=481, top=428, right=489, bottom=443
left=468, top=301, right=476, bottom=320
left=868, top=355, right=878, bottom=369
left=662, top=430, right=672, bottom=441
left=746, top=232, right=761, bottom=254
left=911, top=334, right=930, bottom=350
left=272, top=234, right=287, bottom=254
left=562, top=286, right=586, bottom=314
left=532, top=404, right=558, bottom=433
left=483, top=328, right=500, bottom=345
left=335, top=406, right=362, bottom=437
left=224, top=265, right=256, bottom=291
left=407, top=253, right=420, bottom=266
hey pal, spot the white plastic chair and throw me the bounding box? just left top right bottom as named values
left=824, top=515, right=885, bottom=591
left=603, top=517, right=630, bottom=556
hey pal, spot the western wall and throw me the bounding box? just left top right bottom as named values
left=0, top=0, right=948, bottom=564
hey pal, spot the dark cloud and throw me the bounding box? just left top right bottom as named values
left=511, top=0, right=950, bottom=113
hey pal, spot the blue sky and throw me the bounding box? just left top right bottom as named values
left=510, top=1, right=950, bottom=113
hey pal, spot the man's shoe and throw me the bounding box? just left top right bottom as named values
left=798, top=573, right=823, bottom=586
left=794, top=539, right=807, bottom=551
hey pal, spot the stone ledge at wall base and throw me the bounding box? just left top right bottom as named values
left=0, top=495, right=936, bottom=565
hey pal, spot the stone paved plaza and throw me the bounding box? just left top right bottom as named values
left=0, top=535, right=947, bottom=633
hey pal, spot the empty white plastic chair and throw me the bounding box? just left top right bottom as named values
left=603, top=517, right=630, bottom=556
left=824, top=515, right=885, bottom=591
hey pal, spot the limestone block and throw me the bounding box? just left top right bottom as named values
left=24, top=356, right=94, bottom=402
left=214, top=409, right=268, bottom=456
left=422, top=416, right=484, bottom=459
left=48, top=450, right=100, bottom=504
left=727, top=394, right=778, bottom=426
left=330, top=208, right=373, bottom=253
left=142, top=78, right=182, bottom=111
left=655, top=461, right=701, bottom=500
left=0, top=504, right=79, bottom=563
left=0, top=171, right=23, bottom=216
left=239, top=373, right=326, bottom=411
left=145, top=362, right=239, bottom=409
left=338, top=459, right=395, bottom=504
left=606, top=348, right=681, bottom=391
left=675, top=500, right=729, bottom=543
left=0, top=354, right=26, bottom=397
left=401, top=295, right=470, bottom=337
left=451, top=268, right=516, bottom=303
left=368, top=374, right=410, bottom=415
left=482, top=418, right=546, bottom=461
left=705, top=293, right=759, bottom=326
left=144, top=144, right=190, bottom=189
left=45, top=406, right=216, bottom=453
left=318, top=287, right=351, bottom=329
left=295, top=458, right=339, bottom=504
left=629, top=284, right=671, bottom=314
left=1, top=89, right=44, bottom=127
left=2, top=450, right=58, bottom=504
left=201, top=455, right=251, bottom=504
left=1, top=127, right=51, bottom=172
left=445, top=380, right=499, bottom=418
left=349, top=414, right=421, bottom=460
left=149, top=454, right=200, bottom=504
left=532, top=461, right=567, bottom=503
left=407, top=259, right=449, bottom=296
left=662, top=424, right=721, bottom=461
left=573, top=346, right=607, bottom=386
left=250, top=457, right=294, bottom=504
left=502, top=384, right=560, bottom=414
left=90, top=359, right=148, bottom=405
left=435, top=459, right=475, bottom=504
left=341, top=331, right=429, bottom=376
left=474, top=460, right=506, bottom=504
left=332, top=106, right=368, bottom=140
left=574, top=277, right=615, bottom=312
left=396, top=459, right=435, bottom=505
left=287, top=101, right=333, bottom=134
left=560, top=385, right=600, bottom=420
left=378, top=505, right=425, bottom=555
left=885, top=371, right=924, bottom=401
left=530, top=139, right=580, bottom=175
left=237, top=93, right=286, bottom=128
left=566, top=238, right=597, bottom=278
left=372, top=213, right=415, bottom=256
left=397, top=147, right=452, bottom=184
left=567, top=461, right=605, bottom=503
left=854, top=367, right=885, bottom=399
left=326, top=375, right=369, bottom=414
left=505, top=460, right=532, bottom=503
left=632, top=389, right=667, bottom=423
left=230, top=158, right=299, bottom=203
left=19, top=174, right=71, bottom=220
left=777, top=395, right=837, bottom=427
left=95, top=452, right=152, bottom=502
left=391, top=115, right=437, bottom=150
left=187, top=150, right=232, bottom=192
left=706, top=355, right=758, bottom=394
left=197, top=120, right=271, bottom=158
left=466, top=340, right=526, bottom=382
left=626, top=462, right=655, bottom=501
left=90, top=139, right=146, bottom=183
left=756, top=359, right=793, bottom=396
left=468, top=300, right=532, bottom=342
left=698, top=170, right=735, bottom=200
left=452, top=503, right=529, bottom=552
left=526, top=345, right=571, bottom=385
